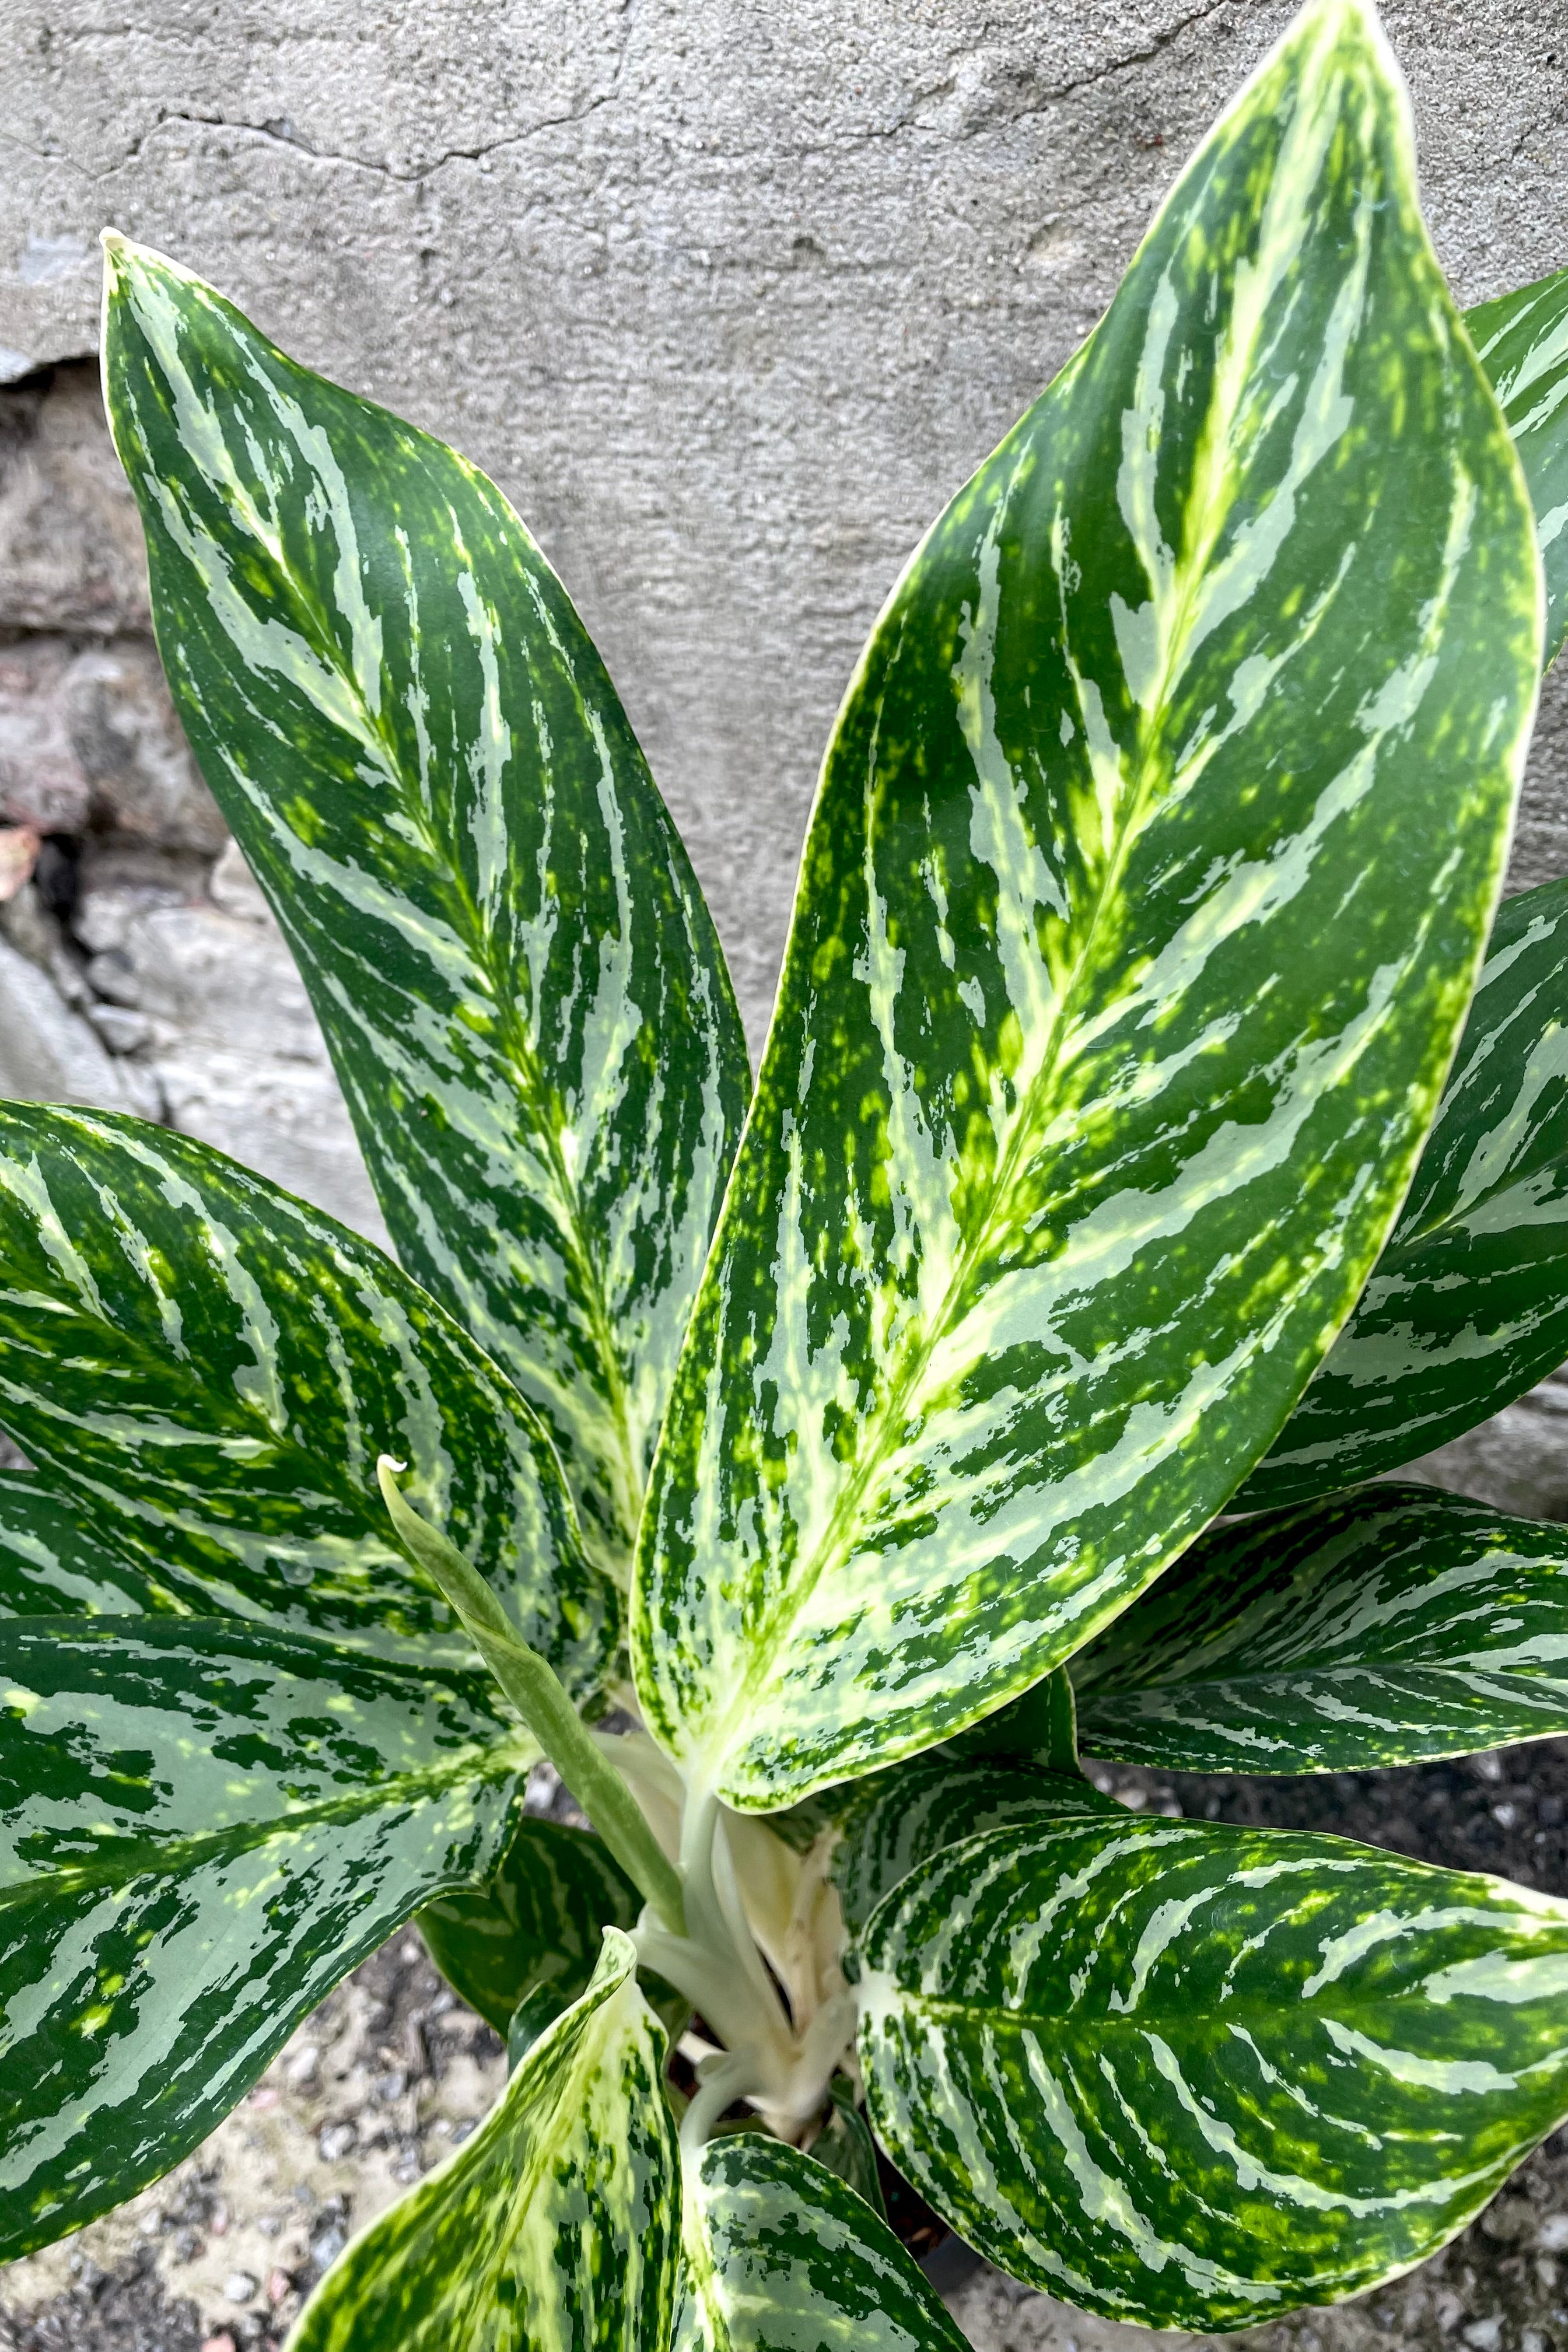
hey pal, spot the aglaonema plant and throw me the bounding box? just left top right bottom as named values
left=8, top=0, right=1568, bottom=2339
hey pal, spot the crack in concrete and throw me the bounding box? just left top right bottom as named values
left=807, top=0, right=1244, bottom=152
left=22, top=0, right=1241, bottom=192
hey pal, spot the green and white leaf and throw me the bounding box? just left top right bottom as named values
left=834, top=1753, right=1114, bottom=1935
left=420, top=1815, right=640, bottom=2035
left=0, top=1105, right=611, bottom=1683
left=1468, top=266, right=1568, bottom=665
left=0, top=1471, right=163, bottom=1618
left=634, top=0, right=1542, bottom=1808
left=807, top=2078, right=888, bottom=2218
left=1246, top=876, right=1568, bottom=1507
left=676, top=2132, right=967, bottom=2352
left=293, top=1929, right=677, bottom=2352
left=858, top=1812, right=1568, bottom=2331
left=103, top=236, right=750, bottom=1589
left=946, top=1667, right=1080, bottom=1773
left=0, top=1616, right=533, bottom=2260
left=1073, top=1480, right=1568, bottom=1773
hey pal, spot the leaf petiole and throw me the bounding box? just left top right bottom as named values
left=376, top=1457, right=686, bottom=1935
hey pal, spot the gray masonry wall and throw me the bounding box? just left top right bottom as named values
left=5, top=4, right=1568, bottom=2348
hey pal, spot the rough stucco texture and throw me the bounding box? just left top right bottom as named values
left=4, top=0, right=1568, bottom=1050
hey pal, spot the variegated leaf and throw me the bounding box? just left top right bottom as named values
left=858, top=1813, right=1568, bottom=2331
left=759, top=1676, right=1086, bottom=1868
left=676, top=2132, right=967, bottom=2352
left=833, top=1752, right=1115, bottom=1934
left=808, top=2077, right=888, bottom=2217
left=0, top=1105, right=611, bottom=1683
left=102, top=237, right=750, bottom=1589
left=292, top=1930, right=677, bottom=2352
left=0, top=1470, right=162, bottom=1618
left=1468, top=267, right=1568, bottom=665
left=946, top=1667, right=1080, bottom=1773
left=1073, top=1480, right=1568, bottom=1772
left=634, top=0, right=1542, bottom=1807
left=1245, top=876, right=1568, bottom=1507
left=420, top=1815, right=640, bottom=2035
left=0, top=1617, right=532, bottom=2260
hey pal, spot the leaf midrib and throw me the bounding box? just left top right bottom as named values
left=880, top=1984, right=1568, bottom=2032
left=152, top=349, right=641, bottom=1560
left=1090, top=1657, right=1568, bottom=1702
left=0, top=1722, right=533, bottom=1912
left=705, top=114, right=1318, bottom=1776
left=3, top=1269, right=412, bottom=1571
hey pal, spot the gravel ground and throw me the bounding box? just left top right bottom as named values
left=8, top=1744, right=1568, bottom=2350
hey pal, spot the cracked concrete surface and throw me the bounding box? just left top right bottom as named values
left=5, top=0, right=1568, bottom=1048
left=5, top=3, right=1568, bottom=2348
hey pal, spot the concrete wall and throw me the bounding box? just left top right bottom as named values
left=5, top=0, right=1568, bottom=1052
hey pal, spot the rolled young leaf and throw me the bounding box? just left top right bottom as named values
left=832, top=1752, right=1115, bottom=1935
left=676, top=2132, right=967, bottom=2352
left=292, top=1929, right=677, bottom=2352
left=1244, top=875, right=1568, bottom=1507
left=1073, top=1480, right=1568, bottom=1773
left=0, top=1617, right=534, bottom=2261
left=419, top=1815, right=640, bottom=2035
left=102, top=236, right=750, bottom=1589
left=0, top=1105, right=612, bottom=1685
left=1467, top=266, right=1568, bottom=666
left=0, top=1471, right=163, bottom=1618
left=858, top=1813, right=1568, bottom=2332
left=635, top=0, right=1543, bottom=1808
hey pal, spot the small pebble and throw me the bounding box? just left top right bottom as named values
left=318, top=2120, right=357, bottom=2161
left=200, top=2336, right=237, bottom=2352
left=224, top=2270, right=258, bottom=2304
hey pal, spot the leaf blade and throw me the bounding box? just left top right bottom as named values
left=419, top=1816, right=640, bottom=2036
left=1074, top=1480, right=1568, bottom=1772
left=1245, top=876, right=1568, bottom=1506
left=859, top=1812, right=1568, bottom=2330
left=102, top=236, right=750, bottom=1586
left=0, top=1105, right=612, bottom=1685
left=0, top=1471, right=163, bottom=1618
left=0, top=1616, right=532, bottom=2259
left=833, top=1753, right=1115, bottom=1936
left=1467, top=266, right=1568, bottom=666
left=635, top=0, right=1543, bottom=1807
left=292, top=1929, right=677, bottom=2352
left=676, top=2132, right=967, bottom=2352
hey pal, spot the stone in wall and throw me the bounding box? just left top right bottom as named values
left=0, top=357, right=386, bottom=1247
